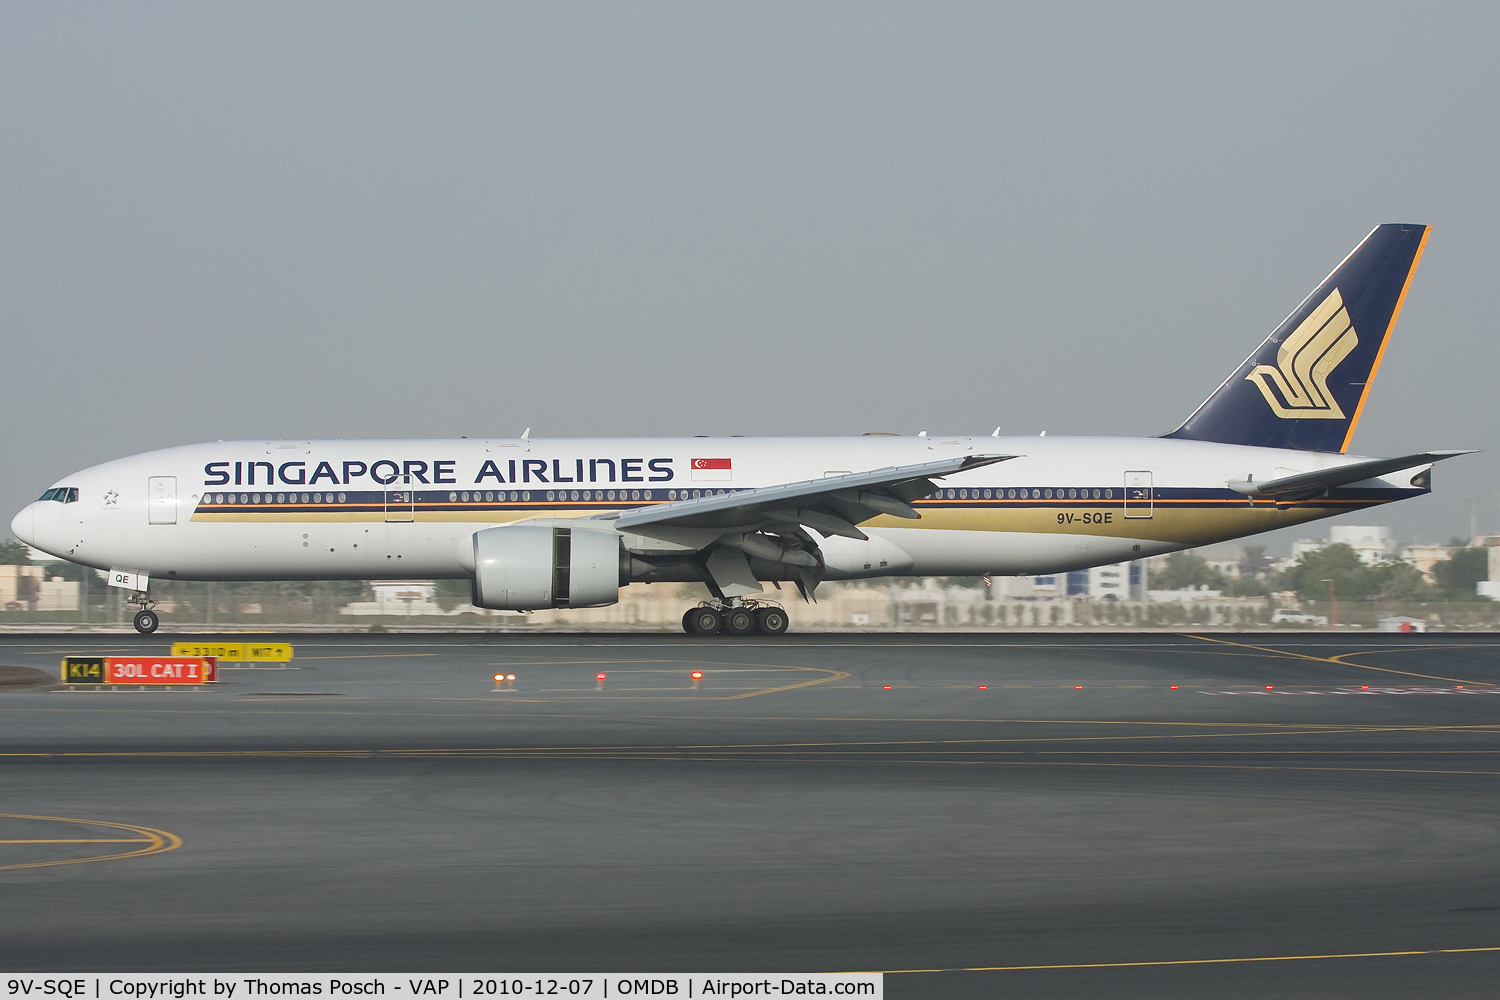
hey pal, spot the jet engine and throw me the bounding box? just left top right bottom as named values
left=468, top=523, right=624, bottom=611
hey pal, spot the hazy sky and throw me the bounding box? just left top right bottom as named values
left=4, top=2, right=1497, bottom=554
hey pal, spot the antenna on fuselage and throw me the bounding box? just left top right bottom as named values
left=521, top=428, right=531, bottom=440
left=991, top=426, right=1001, bottom=437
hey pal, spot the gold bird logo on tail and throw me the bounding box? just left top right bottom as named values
left=1245, top=288, right=1358, bottom=419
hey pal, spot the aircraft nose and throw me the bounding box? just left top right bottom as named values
left=10, top=504, right=35, bottom=546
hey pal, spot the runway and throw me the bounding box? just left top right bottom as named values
left=3, top=632, right=1500, bottom=998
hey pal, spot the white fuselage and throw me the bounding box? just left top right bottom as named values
left=12, top=435, right=1421, bottom=586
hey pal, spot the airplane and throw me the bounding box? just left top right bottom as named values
left=10, top=223, right=1472, bottom=635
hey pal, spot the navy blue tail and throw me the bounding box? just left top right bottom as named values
left=1165, top=224, right=1430, bottom=453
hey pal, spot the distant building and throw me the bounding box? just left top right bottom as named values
left=1148, top=585, right=1223, bottom=602
left=1403, top=545, right=1455, bottom=583
left=1289, top=526, right=1397, bottom=568
left=341, top=581, right=446, bottom=617
left=1330, top=525, right=1397, bottom=564
left=0, top=565, right=79, bottom=612
left=1014, top=561, right=1145, bottom=601
left=1086, top=564, right=1127, bottom=599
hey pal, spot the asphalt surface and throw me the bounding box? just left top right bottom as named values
left=3, top=631, right=1500, bottom=998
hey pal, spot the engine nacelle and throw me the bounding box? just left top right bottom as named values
left=469, top=523, right=623, bottom=611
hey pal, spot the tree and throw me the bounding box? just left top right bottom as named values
left=1433, top=547, right=1488, bottom=600
left=0, top=539, right=31, bottom=565
left=1227, top=575, right=1271, bottom=598
left=1276, top=542, right=1438, bottom=603
left=1238, top=545, right=1271, bottom=579
left=1154, top=551, right=1227, bottom=591
left=433, top=578, right=473, bottom=612
left=1379, top=561, right=1436, bottom=602
left=1276, top=543, right=1380, bottom=602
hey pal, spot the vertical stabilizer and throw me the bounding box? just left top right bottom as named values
left=1165, top=224, right=1430, bottom=453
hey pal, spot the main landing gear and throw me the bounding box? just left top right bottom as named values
left=126, top=591, right=160, bottom=634
left=681, top=600, right=789, bottom=636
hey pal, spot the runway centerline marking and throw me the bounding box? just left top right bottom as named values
left=1185, top=635, right=1478, bottom=684
left=0, top=813, right=182, bottom=871
left=0, top=839, right=154, bottom=843
left=877, top=943, right=1500, bottom=974
left=294, top=653, right=437, bottom=660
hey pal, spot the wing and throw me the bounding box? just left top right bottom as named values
left=606, top=453, right=1019, bottom=541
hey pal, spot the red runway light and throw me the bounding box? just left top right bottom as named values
left=1457, top=685, right=1464, bottom=689
left=507, top=674, right=516, bottom=681
left=883, top=685, right=892, bottom=690
left=1075, top=685, right=1083, bottom=690
left=979, top=685, right=987, bottom=690
left=493, top=674, right=504, bottom=682
left=1170, top=685, right=1178, bottom=690
left=1362, top=685, right=1369, bottom=689
left=596, top=673, right=607, bottom=681
left=1266, top=685, right=1274, bottom=689
left=691, top=671, right=703, bottom=680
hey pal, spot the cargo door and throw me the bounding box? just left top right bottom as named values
left=385, top=474, right=415, bottom=523
left=1123, top=471, right=1153, bottom=518
left=148, top=477, right=177, bottom=524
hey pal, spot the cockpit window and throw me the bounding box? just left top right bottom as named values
left=38, top=488, right=78, bottom=503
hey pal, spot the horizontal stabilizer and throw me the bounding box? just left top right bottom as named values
left=1228, top=450, right=1475, bottom=497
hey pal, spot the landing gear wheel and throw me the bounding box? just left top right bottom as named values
left=755, top=607, right=789, bottom=635
left=723, top=607, right=755, bottom=635
left=681, top=608, right=698, bottom=634
left=686, top=607, right=721, bottom=635
left=133, top=610, right=159, bottom=634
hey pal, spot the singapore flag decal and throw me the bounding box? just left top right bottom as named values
left=691, top=457, right=732, bottom=482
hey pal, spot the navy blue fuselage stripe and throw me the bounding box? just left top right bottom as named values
left=193, top=485, right=1424, bottom=513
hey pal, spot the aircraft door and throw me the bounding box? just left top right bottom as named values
left=148, top=477, right=177, bottom=524
left=385, top=474, right=415, bottom=523
left=1123, top=471, right=1153, bottom=518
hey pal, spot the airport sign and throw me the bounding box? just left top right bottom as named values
left=60, top=657, right=105, bottom=684
left=61, top=655, right=215, bottom=685
left=103, top=657, right=208, bottom=685
left=171, top=641, right=292, bottom=663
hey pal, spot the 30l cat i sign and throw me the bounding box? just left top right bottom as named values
left=103, top=657, right=208, bottom=685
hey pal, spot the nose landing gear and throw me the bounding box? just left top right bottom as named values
left=126, top=591, right=160, bottom=634
left=681, top=600, right=788, bottom=636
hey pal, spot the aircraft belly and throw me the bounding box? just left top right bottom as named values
left=119, top=521, right=475, bottom=581
left=865, top=527, right=1163, bottom=576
